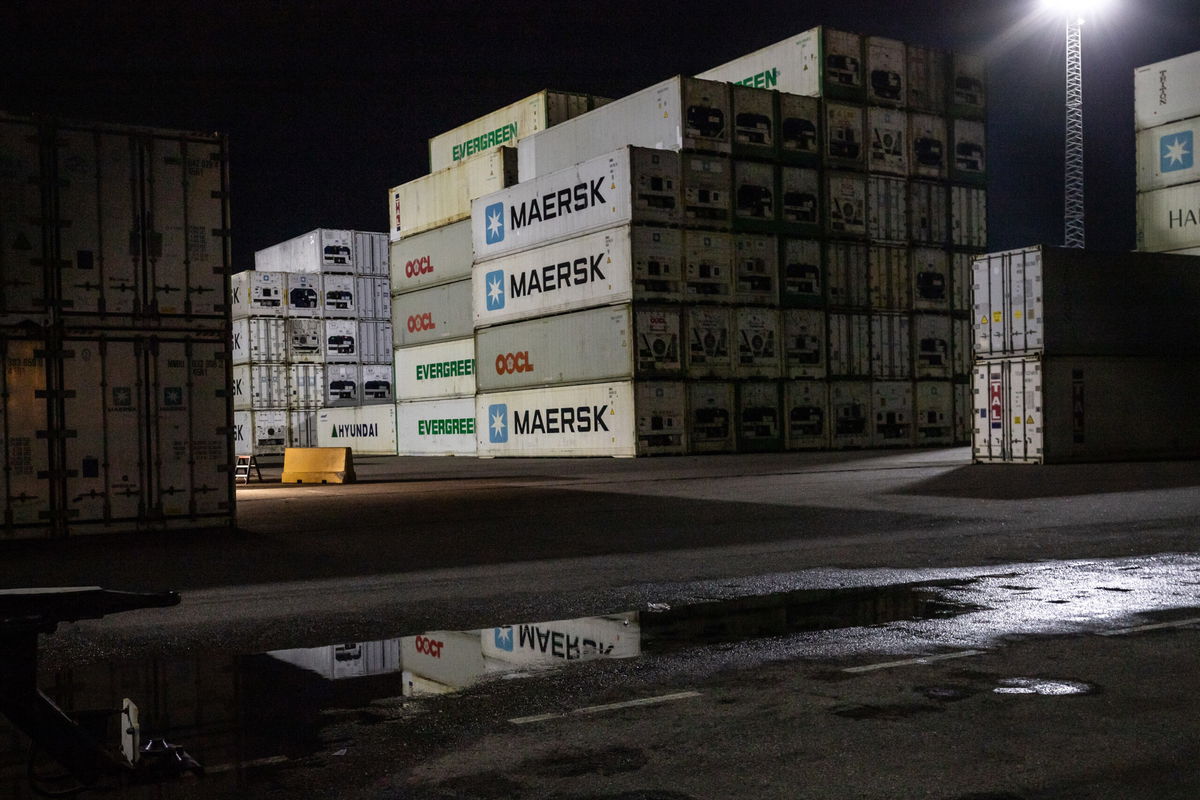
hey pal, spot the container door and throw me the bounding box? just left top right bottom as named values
left=0, top=119, right=51, bottom=319
left=1, top=339, right=53, bottom=531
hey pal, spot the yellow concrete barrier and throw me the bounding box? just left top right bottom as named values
left=281, top=447, right=356, bottom=484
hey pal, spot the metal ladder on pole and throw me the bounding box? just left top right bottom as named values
left=234, top=455, right=262, bottom=485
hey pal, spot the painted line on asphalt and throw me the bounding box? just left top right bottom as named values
left=509, top=691, right=702, bottom=725
left=1097, top=617, right=1200, bottom=637
left=843, top=649, right=987, bottom=674
left=204, top=755, right=289, bottom=774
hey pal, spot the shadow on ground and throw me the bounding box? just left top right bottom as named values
left=895, top=460, right=1200, bottom=499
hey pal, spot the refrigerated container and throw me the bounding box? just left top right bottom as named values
left=914, top=313, right=953, bottom=379
left=285, top=273, right=322, bottom=317
left=389, top=219, right=473, bottom=294
left=953, top=317, right=971, bottom=380
left=321, top=274, right=356, bottom=318
left=914, top=380, right=954, bottom=445
left=868, top=107, right=908, bottom=175
left=286, top=317, right=324, bottom=363
left=737, top=381, right=783, bottom=452
left=826, top=241, right=869, bottom=309
left=783, top=309, right=826, bottom=379
left=733, top=161, right=777, bottom=228
left=289, top=409, right=319, bottom=448
left=685, top=306, right=734, bottom=378
left=395, top=337, right=476, bottom=401
left=867, top=176, right=908, bottom=244
left=909, top=181, right=948, bottom=245
left=824, top=103, right=866, bottom=169
left=1135, top=116, right=1200, bottom=191
left=323, top=363, right=361, bottom=408
left=909, top=114, right=947, bottom=179
left=1137, top=181, right=1200, bottom=252
left=870, top=312, right=912, bottom=379
left=232, top=316, right=286, bottom=365
left=318, top=404, right=398, bottom=455
left=361, top=364, right=394, bottom=404
left=950, top=119, right=987, bottom=183
left=780, top=167, right=820, bottom=232
left=1134, top=50, right=1200, bottom=130
left=354, top=231, right=389, bottom=276
left=906, top=44, right=946, bottom=114
left=682, top=152, right=733, bottom=228
left=867, top=245, right=910, bottom=310
left=954, top=381, right=972, bottom=445
left=948, top=53, right=987, bottom=119
left=784, top=379, right=829, bottom=449
left=688, top=382, right=736, bottom=453
left=871, top=380, right=914, bottom=447
left=255, top=229, right=355, bottom=273
left=911, top=248, right=950, bottom=311
left=397, top=397, right=478, bottom=456
left=324, top=318, right=360, bottom=361
left=355, top=276, right=391, bottom=320
left=952, top=251, right=974, bottom=312
left=828, top=312, right=870, bottom=377
left=731, top=84, right=778, bottom=160
left=951, top=185, right=987, bottom=249
left=733, top=233, right=779, bottom=304
left=829, top=380, right=871, bottom=449
left=391, top=147, right=518, bottom=240
left=289, top=363, right=324, bottom=409
left=778, top=93, right=821, bottom=164
left=634, top=381, right=688, bottom=455
left=826, top=174, right=867, bottom=238
left=866, top=37, right=906, bottom=108
left=231, top=271, right=285, bottom=318
left=358, top=319, right=393, bottom=365
left=780, top=238, right=823, bottom=307
left=734, top=307, right=782, bottom=379
left=232, top=363, right=288, bottom=410
left=393, top=278, right=474, bottom=347
left=234, top=409, right=287, bottom=456
left=683, top=230, right=733, bottom=301
left=476, top=380, right=639, bottom=457
left=698, top=27, right=864, bottom=101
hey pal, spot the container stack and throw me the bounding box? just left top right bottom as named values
left=1135, top=50, right=1200, bottom=256
left=0, top=112, right=234, bottom=538
left=232, top=229, right=395, bottom=456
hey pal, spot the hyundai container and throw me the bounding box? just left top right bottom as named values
left=906, top=44, right=946, bottom=114
left=731, top=84, right=778, bottom=160
left=231, top=271, right=285, bottom=318
left=318, top=404, right=398, bottom=455
left=871, top=380, right=914, bottom=446
left=734, top=307, right=782, bottom=378
left=321, top=274, right=356, bottom=318
left=827, top=174, right=867, bottom=238
left=358, top=319, right=393, bottom=365
left=285, top=273, right=322, bottom=317
left=232, top=316, right=286, bottom=365
left=778, top=93, right=821, bottom=165
left=867, top=177, right=908, bottom=243
left=1136, top=116, right=1200, bottom=191
left=912, top=248, right=950, bottom=311
left=355, top=276, right=391, bottom=320
left=395, top=337, right=477, bottom=401
left=255, top=229, right=355, bottom=273
left=289, top=363, right=324, bottom=408
left=733, top=161, right=777, bottom=229
left=784, top=379, right=830, bottom=449
left=697, top=27, right=864, bottom=101
left=910, top=181, right=949, bottom=245
left=396, top=397, right=479, bottom=456
left=360, top=364, right=394, bottom=404
left=1136, top=181, right=1200, bottom=252
left=914, top=380, right=954, bottom=445
left=234, top=409, right=287, bottom=456
left=826, top=241, right=869, bottom=308
left=909, top=114, right=947, bottom=179
left=1134, top=50, right=1200, bottom=130
left=950, top=119, right=987, bottom=183
left=824, top=103, right=866, bottom=169
left=391, top=147, right=518, bottom=240
left=232, top=363, right=288, bottom=410
left=392, top=278, right=474, bottom=347
left=324, top=318, right=360, bottom=361
left=866, top=37, right=906, bottom=108
left=737, top=381, right=784, bottom=452
left=950, top=186, right=987, bottom=248
left=781, top=238, right=823, bottom=307
left=688, top=382, right=736, bottom=453
left=389, top=219, right=474, bottom=294
left=868, top=245, right=910, bottom=310
left=870, top=312, right=912, bottom=379
left=733, top=234, right=779, bottom=303
left=783, top=309, right=826, bottom=379
left=914, top=314, right=953, bottom=379
left=780, top=167, right=820, bottom=233
left=685, top=306, right=734, bottom=378
left=948, top=53, right=987, bottom=119
left=829, top=379, right=871, bottom=448
left=683, top=230, right=733, bottom=301
left=829, top=312, right=870, bottom=377
left=287, top=317, right=324, bottom=363
left=867, top=107, right=908, bottom=175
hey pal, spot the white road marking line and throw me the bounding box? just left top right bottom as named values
left=1097, top=617, right=1200, bottom=637
left=509, top=691, right=701, bottom=725
left=842, top=649, right=987, bottom=674
left=203, top=755, right=289, bottom=774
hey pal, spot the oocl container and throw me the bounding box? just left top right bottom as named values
left=232, top=317, right=286, bottom=365
left=1136, top=181, right=1200, bottom=252
left=397, top=397, right=478, bottom=456
left=389, top=219, right=474, bottom=295
left=784, top=379, right=830, bottom=449
left=393, top=278, right=474, bottom=347
left=391, top=147, right=518, bottom=241
left=395, top=338, right=477, bottom=401
left=255, top=229, right=356, bottom=273
left=318, top=404, right=398, bottom=455
left=1134, top=50, right=1200, bottom=130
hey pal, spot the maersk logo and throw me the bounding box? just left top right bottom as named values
left=484, top=202, right=505, bottom=244
left=488, top=403, right=509, bottom=443
left=485, top=269, right=506, bottom=310
left=493, top=627, right=514, bottom=651
left=1161, top=131, right=1193, bottom=173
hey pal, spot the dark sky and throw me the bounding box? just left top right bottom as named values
left=5, top=0, right=1200, bottom=267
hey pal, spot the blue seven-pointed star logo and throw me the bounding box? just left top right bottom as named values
left=488, top=404, right=508, bottom=443
left=485, top=269, right=506, bottom=310
left=1160, top=131, right=1193, bottom=173
left=484, top=202, right=505, bottom=244
left=493, top=627, right=514, bottom=651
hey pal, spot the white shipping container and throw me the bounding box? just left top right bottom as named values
left=318, top=404, right=398, bottom=455
left=826, top=241, right=869, bottom=308
left=685, top=306, right=734, bottom=378
left=393, top=279, right=474, bottom=347
left=395, top=338, right=477, bottom=401
left=324, top=318, right=360, bottom=361
left=783, top=309, right=826, bottom=379
left=867, top=176, right=908, bottom=243
left=825, top=103, right=866, bottom=168
left=915, top=381, right=954, bottom=446
left=688, top=382, right=737, bottom=453
left=780, top=167, right=820, bottom=227
left=233, top=409, right=288, bottom=456
left=232, top=363, right=288, bottom=410
left=355, top=276, right=391, bottom=320
left=870, top=312, right=912, bottom=379
left=868, top=245, right=911, bottom=310
left=255, top=228, right=355, bottom=272
left=829, top=380, right=871, bottom=449
left=396, top=397, right=478, bottom=456
left=829, top=312, right=870, bottom=377
left=734, top=307, right=782, bottom=378
left=909, top=114, right=947, bottom=180
left=289, top=363, right=324, bottom=409
left=781, top=238, right=823, bottom=307
left=285, top=273, right=322, bottom=317
left=784, top=379, right=829, bottom=449
left=914, top=314, right=953, bottom=379
left=389, top=219, right=474, bottom=295
left=779, top=94, right=821, bottom=159
left=287, top=317, right=324, bottom=363
left=733, top=161, right=776, bottom=223
left=872, top=381, right=914, bottom=447
left=516, top=76, right=730, bottom=180
left=734, top=234, right=779, bottom=304
left=289, top=409, right=319, bottom=449
left=324, top=363, right=361, bottom=408
left=1137, top=181, right=1200, bottom=252
left=683, top=230, right=733, bottom=302
left=1134, top=50, right=1200, bottom=130
left=391, top=147, right=518, bottom=240
left=868, top=107, right=908, bottom=175
left=906, top=44, right=946, bottom=114
left=477, top=381, right=637, bottom=457
left=321, top=274, right=356, bottom=318
left=361, top=364, right=395, bottom=404
left=354, top=231, right=389, bottom=276
left=1136, top=116, right=1200, bottom=191
left=681, top=152, right=733, bottom=228
left=231, top=316, right=287, bottom=365
left=737, top=381, right=783, bottom=450
left=827, top=173, right=867, bottom=237
left=698, top=27, right=820, bottom=96
left=866, top=37, right=906, bottom=108
left=909, top=181, right=948, bottom=245
left=358, top=319, right=392, bottom=365
left=912, top=248, right=950, bottom=311
left=951, top=119, right=987, bottom=182
left=951, top=185, right=987, bottom=249
left=231, top=271, right=285, bottom=318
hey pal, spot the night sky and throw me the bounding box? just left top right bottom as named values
left=5, top=0, right=1200, bottom=268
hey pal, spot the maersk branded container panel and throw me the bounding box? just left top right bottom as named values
left=1137, top=116, right=1200, bottom=192
left=950, top=119, right=987, bottom=183
left=950, top=186, right=987, bottom=249
left=733, top=234, right=779, bottom=304
left=355, top=276, right=391, bottom=320
left=318, top=404, right=398, bottom=455
left=354, top=231, right=389, bottom=277
left=867, top=177, right=908, bottom=244
left=867, top=245, right=910, bottom=310
left=233, top=409, right=287, bottom=456
left=289, top=363, right=325, bottom=409
left=948, top=53, right=987, bottom=119
left=358, top=319, right=392, bottom=365
left=909, top=114, right=948, bottom=180
left=231, top=271, right=285, bottom=318
left=232, top=363, right=288, bottom=410
left=285, top=273, right=322, bottom=317
left=870, top=312, right=912, bottom=379
left=866, top=37, right=906, bottom=108
left=734, top=307, right=782, bottom=379
left=828, top=312, right=870, bottom=377
left=783, top=309, right=826, bottom=379
left=395, top=337, right=476, bottom=401
left=781, top=238, right=823, bottom=307
left=1137, top=182, right=1200, bottom=252
left=826, top=241, right=869, bottom=309
left=906, top=44, right=946, bottom=114
left=915, top=380, right=954, bottom=446
left=286, top=317, right=324, bottom=363
left=474, top=147, right=680, bottom=262
left=826, top=173, right=867, bottom=238
left=392, top=278, right=474, bottom=347
left=871, top=380, right=914, bottom=447
left=909, top=181, right=948, bottom=246
left=477, top=381, right=636, bottom=457
left=324, top=318, right=360, bottom=361
left=867, top=107, right=908, bottom=175
left=731, top=84, right=778, bottom=159
left=824, top=103, right=866, bottom=169
left=389, top=219, right=474, bottom=294
left=784, top=379, right=830, bottom=449
left=688, top=381, right=737, bottom=453
left=829, top=379, right=872, bottom=449
left=289, top=409, right=319, bottom=448
left=737, top=381, right=784, bottom=452
left=911, top=248, right=950, bottom=311
left=360, top=364, right=394, bottom=404
left=255, top=229, right=355, bottom=273
left=515, top=76, right=730, bottom=180
left=391, top=147, right=518, bottom=240
left=683, top=230, right=733, bottom=302
left=397, top=397, right=478, bottom=456
left=324, top=363, right=361, bottom=408
left=914, top=313, right=953, bottom=379
left=685, top=306, right=734, bottom=378
left=1134, top=50, right=1200, bottom=130
left=231, top=316, right=287, bottom=365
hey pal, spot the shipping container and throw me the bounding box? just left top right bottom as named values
left=906, top=44, right=946, bottom=114
left=1134, top=50, right=1200, bottom=130
left=288, top=363, right=324, bottom=409
left=950, top=185, right=987, bottom=249
left=286, top=317, right=324, bottom=363
left=683, top=230, right=733, bottom=301
left=733, top=234, right=779, bottom=303
left=909, top=114, right=947, bottom=179
left=392, top=278, right=474, bottom=347
left=913, top=314, right=953, bottom=379
left=866, top=37, right=906, bottom=108
left=870, top=312, right=912, bottom=379
left=476, top=381, right=638, bottom=457
left=778, top=93, right=821, bottom=164
left=868, top=245, right=910, bottom=310
left=737, top=381, right=784, bottom=452
left=829, top=379, right=871, bottom=448
left=826, top=174, right=867, bottom=238
left=355, top=276, right=391, bottom=320
left=1136, top=181, right=1200, bottom=252
left=389, top=219, right=473, bottom=295
left=233, top=409, right=287, bottom=456
left=952, top=251, right=974, bottom=312
left=867, top=107, right=908, bottom=175
left=826, top=241, right=869, bottom=308
left=354, top=231, right=389, bottom=277
left=474, top=147, right=680, bottom=261
left=914, top=380, right=954, bottom=445
left=284, top=273, right=322, bottom=318
left=231, top=316, right=286, bottom=365
left=733, top=161, right=777, bottom=228
left=734, top=307, right=782, bottom=378
left=784, top=379, right=830, bottom=449
left=633, top=381, right=688, bottom=455
left=688, top=381, right=736, bottom=453
left=867, top=176, right=908, bottom=243
left=516, top=76, right=730, bottom=180
left=824, top=103, right=866, bottom=169
left=912, top=248, right=950, bottom=311
left=973, top=245, right=1200, bottom=358
left=685, top=306, right=734, bottom=378
left=953, top=317, right=971, bottom=379
left=781, top=238, right=824, bottom=307
left=950, top=119, right=987, bottom=183
left=324, top=318, right=359, bottom=361
left=323, top=363, right=361, bottom=408
left=972, top=355, right=1200, bottom=464
left=230, top=271, right=285, bottom=318
left=822, top=28, right=866, bottom=100
left=682, top=153, right=733, bottom=228
left=395, top=337, right=476, bottom=401
left=731, top=84, right=778, bottom=160
left=779, top=167, right=821, bottom=232
left=871, top=380, right=914, bottom=447
left=358, top=319, right=393, bottom=365
left=698, top=27, right=870, bottom=101
left=289, top=409, right=319, bottom=448
left=1136, top=116, right=1200, bottom=191
left=909, top=181, right=949, bottom=245
left=391, top=147, right=518, bottom=240
left=360, top=364, right=394, bottom=404
left=318, top=404, right=398, bottom=455
left=321, top=274, right=356, bottom=318
left=954, top=381, right=972, bottom=445
left=829, top=312, right=870, bottom=377
left=783, top=309, right=826, bottom=379
left=948, top=53, right=987, bottom=119
left=255, top=229, right=354, bottom=273
left=429, top=90, right=606, bottom=172
left=0, top=117, right=48, bottom=321
left=396, top=397, right=479, bottom=456
left=232, top=363, right=287, bottom=410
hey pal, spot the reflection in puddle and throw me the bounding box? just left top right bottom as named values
left=993, top=677, right=1096, bottom=696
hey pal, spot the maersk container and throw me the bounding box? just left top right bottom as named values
left=827, top=174, right=867, bottom=238
left=682, top=152, right=733, bottom=228
left=324, top=318, right=359, bottom=361
left=354, top=231, right=389, bottom=277
left=397, top=397, right=478, bottom=456
left=733, top=161, right=777, bottom=229
left=287, top=317, right=324, bottom=363
left=288, top=409, right=319, bottom=448
left=826, top=241, right=869, bottom=309
left=950, top=186, right=987, bottom=249
left=784, top=379, right=829, bottom=449
left=231, top=271, right=285, bottom=318
left=872, top=380, right=914, bottom=447
left=232, top=363, right=287, bottom=410
left=870, top=312, right=912, bottom=379
left=684, top=230, right=733, bottom=302
left=973, top=245, right=1200, bottom=358
left=824, top=103, right=866, bottom=169
left=232, top=317, right=286, bottom=365
left=779, top=93, right=821, bottom=164
left=355, top=276, right=391, bottom=320
left=685, top=306, right=734, bottom=378
left=914, top=381, right=954, bottom=446
left=392, top=278, right=474, bottom=347
left=952, top=252, right=974, bottom=312
left=476, top=381, right=638, bottom=457
left=948, top=53, right=987, bottom=119
left=395, top=337, right=476, bottom=401
left=358, top=319, right=393, bottom=365
left=233, top=409, right=287, bottom=456
left=868, top=245, right=911, bottom=311
left=391, top=147, right=518, bottom=241
left=829, top=312, right=870, bottom=377
left=324, top=363, right=361, bottom=408
left=973, top=355, right=1200, bottom=464
left=255, top=229, right=355, bottom=272
left=867, top=107, right=908, bottom=176
left=911, top=248, right=950, bottom=312
left=781, top=238, right=823, bottom=307
left=734, top=308, right=782, bottom=379
left=429, top=90, right=606, bottom=173
left=285, top=273, right=322, bottom=318
left=829, top=379, right=871, bottom=449
left=731, top=84, right=778, bottom=160
left=909, top=114, right=947, bottom=180
left=909, top=181, right=949, bottom=246
left=1136, top=181, right=1200, bottom=252
left=780, top=167, right=820, bottom=232
left=783, top=309, right=826, bottom=379
left=476, top=304, right=681, bottom=393
left=1134, top=50, right=1200, bottom=130
left=688, top=382, right=736, bottom=453
left=389, top=219, right=473, bottom=295
left=867, top=176, right=908, bottom=244
left=906, top=44, right=946, bottom=114
left=866, top=37, right=906, bottom=108
left=737, top=381, right=783, bottom=452
left=473, top=147, right=680, bottom=261
left=515, top=76, right=730, bottom=181
left=914, top=314, right=953, bottom=379
left=950, top=119, right=987, bottom=183
left=321, top=274, right=356, bottom=318
left=361, top=364, right=394, bottom=404
left=733, top=234, right=778, bottom=304
left=318, top=404, right=398, bottom=455
left=1137, top=117, right=1200, bottom=191
left=289, top=363, right=324, bottom=409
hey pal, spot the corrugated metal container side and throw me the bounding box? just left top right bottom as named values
left=779, top=167, right=820, bottom=232
left=685, top=306, right=735, bottom=378
left=321, top=274, right=356, bottom=318
left=232, top=317, right=286, bottom=365
left=234, top=409, right=287, bottom=456
left=867, top=176, right=909, bottom=244
left=286, top=317, right=324, bottom=363
left=866, top=36, right=907, bottom=108
left=783, top=309, right=826, bottom=379
left=824, top=103, right=866, bottom=169
left=909, top=114, right=948, bottom=180
left=973, top=355, right=1200, bottom=464
left=354, top=231, right=389, bottom=276
left=781, top=237, right=824, bottom=307
left=826, top=174, right=867, bottom=238
left=731, top=84, right=778, bottom=159
left=697, top=27, right=820, bottom=97
left=358, top=319, right=393, bottom=365
left=950, top=119, right=987, bottom=184
left=684, top=230, right=734, bottom=302
left=635, top=381, right=688, bottom=455
left=392, top=279, right=474, bottom=348
left=255, top=229, right=355, bottom=273
left=474, top=147, right=681, bottom=261
left=232, top=363, right=288, bottom=410
left=737, top=381, right=784, bottom=452
left=778, top=93, right=821, bottom=164
left=733, top=234, right=779, bottom=304
left=361, top=364, right=395, bottom=404
left=867, top=107, right=909, bottom=176
left=914, top=313, right=953, bottom=379
left=289, top=409, right=319, bottom=448
left=476, top=381, right=637, bottom=458
left=396, top=397, right=478, bottom=456
left=1136, top=181, right=1200, bottom=252
left=868, top=245, right=911, bottom=310
left=872, top=380, right=914, bottom=447
left=909, top=181, right=949, bottom=245
left=870, top=312, right=912, bottom=379
left=395, top=337, right=476, bottom=401
left=1135, top=117, right=1200, bottom=191
left=826, top=241, right=869, bottom=309
left=1134, top=51, right=1200, bottom=130
left=324, top=318, right=360, bottom=362
left=784, top=379, right=830, bottom=449
left=688, top=382, right=737, bottom=453
left=906, top=44, right=946, bottom=114
left=231, top=271, right=285, bottom=318
left=952, top=251, right=974, bottom=313
left=515, top=76, right=731, bottom=181
left=948, top=53, right=987, bottom=119
left=389, top=219, right=473, bottom=295
left=391, top=147, right=518, bottom=241
left=951, top=185, right=987, bottom=249
left=733, top=161, right=777, bottom=229
left=682, top=153, right=733, bottom=229
left=324, top=363, right=361, bottom=408
left=356, top=276, right=391, bottom=320
left=954, top=382, right=972, bottom=445
left=829, top=379, right=872, bottom=449
left=915, top=380, right=955, bottom=445
left=1, top=340, right=50, bottom=531
left=953, top=317, right=972, bottom=380
left=285, top=273, right=322, bottom=317
left=0, top=117, right=48, bottom=320
left=734, top=307, right=783, bottom=378
left=828, top=312, right=871, bottom=377
left=318, top=404, right=398, bottom=455
left=912, top=248, right=950, bottom=311
left=289, top=363, right=324, bottom=409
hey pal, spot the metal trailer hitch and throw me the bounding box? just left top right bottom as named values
left=0, top=587, right=203, bottom=793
